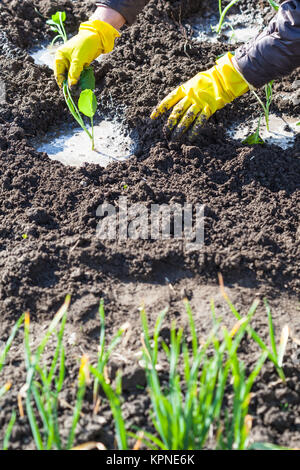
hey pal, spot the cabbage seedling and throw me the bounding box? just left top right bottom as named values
left=242, top=116, right=265, bottom=146
left=47, top=12, right=98, bottom=149
left=62, top=66, right=98, bottom=150
left=62, top=81, right=92, bottom=139
left=63, top=78, right=98, bottom=150
left=46, top=11, right=67, bottom=46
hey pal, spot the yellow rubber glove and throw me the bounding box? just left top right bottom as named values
left=54, top=20, right=120, bottom=88
left=151, top=52, right=249, bottom=140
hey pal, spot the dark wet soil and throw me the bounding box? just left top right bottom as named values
left=0, top=0, right=299, bottom=450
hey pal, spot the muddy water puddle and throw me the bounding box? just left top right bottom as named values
left=29, top=43, right=58, bottom=69
left=33, top=120, right=138, bottom=167
left=228, top=114, right=299, bottom=150
left=186, top=9, right=264, bottom=44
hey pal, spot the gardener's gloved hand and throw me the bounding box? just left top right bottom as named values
left=54, top=20, right=120, bottom=88
left=151, top=52, right=249, bottom=140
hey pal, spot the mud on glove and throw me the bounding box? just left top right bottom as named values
left=151, top=52, right=249, bottom=140
left=54, top=20, right=120, bottom=88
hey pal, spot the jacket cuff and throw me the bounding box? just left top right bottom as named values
left=95, top=1, right=146, bottom=25
left=231, top=56, right=256, bottom=91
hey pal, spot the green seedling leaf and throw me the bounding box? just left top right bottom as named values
left=252, top=81, right=273, bottom=132
left=46, top=11, right=67, bottom=45
left=79, top=67, right=96, bottom=91
left=63, top=82, right=92, bottom=138
left=0, top=314, right=25, bottom=373
left=266, top=81, right=274, bottom=101
left=51, top=11, right=66, bottom=25
left=46, top=20, right=58, bottom=27
left=3, top=410, right=16, bottom=450
left=267, top=0, right=279, bottom=11
left=78, top=89, right=97, bottom=118
left=242, top=132, right=264, bottom=146
left=243, top=115, right=265, bottom=146
left=264, top=299, right=277, bottom=360
left=296, top=121, right=300, bottom=126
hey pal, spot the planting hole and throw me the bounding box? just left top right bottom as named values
left=33, top=120, right=138, bottom=167
left=228, top=114, right=299, bottom=150
left=186, top=8, right=264, bottom=44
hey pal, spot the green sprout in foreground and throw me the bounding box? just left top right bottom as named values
left=94, top=291, right=289, bottom=450
left=0, top=290, right=291, bottom=450
left=22, top=297, right=91, bottom=450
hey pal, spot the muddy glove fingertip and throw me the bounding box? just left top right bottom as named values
left=187, top=113, right=208, bottom=142
left=151, top=86, right=184, bottom=120
left=67, top=57, right=84, bottom=88
left=54, top=52, right=69, bottom=88
left=150, top=108, right=159, bottom=120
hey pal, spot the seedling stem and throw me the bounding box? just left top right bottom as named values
left=62, top=81, right=92, bottom=140
left=215, top=0, right=279, bottom=35
left=215, top=0, right=240, bottom=34
left=267, top=0, right=279, bottom=11
left=242, top=115, right=265, bottom=145
left=91, top=116, right=95, bottom=151
left=252, top=81, right=273, bottom=132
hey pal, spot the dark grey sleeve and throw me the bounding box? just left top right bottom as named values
left=96, top=0, right=149, bottom=25
left=235, top=0, right=300, bottom=88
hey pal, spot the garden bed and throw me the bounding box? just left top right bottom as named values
left=0, top=0, right=299, bottom=450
